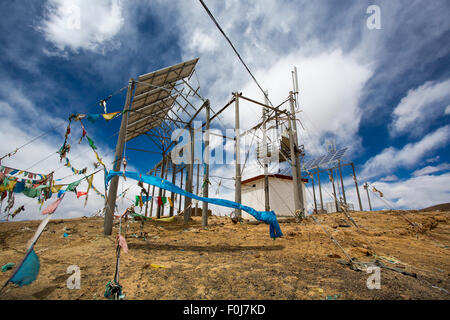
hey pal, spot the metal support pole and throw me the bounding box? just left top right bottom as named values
left=338, top=160, right=347, bottom=205
left=351, top=162, right=363, bottom=211
left=289, top=91, right=304, bottom=215
left=263, top=91, right=270, bottom=211
left=329, top=169, right=339, bottom=213
left=195, top=163, right=200, bottom=216
left=202, top=100, right=210, bottom=227
left=104, top=79, right=135, bottom=235
left=156, top=155, right=166, bottom=219
left=144, top=184, right=150, bottom=217
left=364, top=182, right=372, bottom=211
left=178, top=166, right=184, bottom=214
left=169, top=162, right=176, bottom=216
left=161, top=157, right=169, bottom=217
left=234, top=92, right=242, bottom=218
left=310, top=174, right=317, bottom=214
left=316, top=170, right=324, bottom=212
left=149, top=173, right=156, bottom=217
left=288, top=112, right=301, bottom=213
left=184, top=125, right=194, bottom=224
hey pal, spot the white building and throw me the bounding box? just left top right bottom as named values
left=241, top=174, right=308, bottom=220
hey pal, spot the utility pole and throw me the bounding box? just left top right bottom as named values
left=104, top=78, right=135, bottom=236
left=289, top=91, right=304, bottom=216
left=288, top=111, right=302, bottom=214
left=202, top=100, right=210, bottom=227
left=364, top=182, right=372, bottom=211
left=234, top=92, right=242, bottom=219
left=263, top=91, right=270, bottom=211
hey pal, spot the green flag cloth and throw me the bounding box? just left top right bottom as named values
left=67, top=179, right=82, bottom=192
left=86, top=136, right=97, bottom=150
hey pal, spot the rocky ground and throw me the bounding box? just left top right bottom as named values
left=0, top=209, right=449, bottom=300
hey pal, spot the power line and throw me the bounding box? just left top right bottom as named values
left=197, top=0, right=274, bottom=108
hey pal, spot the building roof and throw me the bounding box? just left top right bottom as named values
left=242, top=174, right=308, bottom=185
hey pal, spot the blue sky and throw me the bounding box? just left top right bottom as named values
left=1, top=0, right=449, bottom=219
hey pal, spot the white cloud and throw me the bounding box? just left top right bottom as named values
left=412, top=163, right=450, bottom=177
left=390, top=79, right=450, bottom=137
left=367, top=173, right=450, bottom=210
left=379, top=175, right=398, bottom=182
left=361, top=124, right=450, bottom=179
left=39, top=0, right=124, bottom=54
left=445, top=105, right=450, bottom=115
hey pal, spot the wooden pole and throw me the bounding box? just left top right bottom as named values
left=202, top=100, right=210, bottom=227
left=169, top=161, right=176, bottom=217
left=234, top=92, right=242, bottom=218
left=104, top=78, right=134, bottom=235
left=263, top=91, right=270, bottom=211
left=351, top=162, right=363, bottom=211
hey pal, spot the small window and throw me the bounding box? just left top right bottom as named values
left=252, top=184, right=256, bottom=187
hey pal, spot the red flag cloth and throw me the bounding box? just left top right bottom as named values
left=42, top=194, right=65, bottom=215
left=157, top=196, right=163, bottom=206
left=117, top=235, right=128, bottom=253
left=76, top=191, right=88, bottom=198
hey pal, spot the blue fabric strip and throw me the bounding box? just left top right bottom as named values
left=106, top=171, right=283, bottom=238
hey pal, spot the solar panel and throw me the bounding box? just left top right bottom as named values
left=125, top=58, right=199, bottom=142
left=317, top=150, right=336, bottom=167
left=329, top=148, right=348, bottom=163
left=309, top=155, right=327, bottom=168
left=303, top=146, right=348, bottom=170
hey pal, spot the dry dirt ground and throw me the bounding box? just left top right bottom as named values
left=0, top=210, right=449, bottom=300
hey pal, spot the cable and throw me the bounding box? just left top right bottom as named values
left=197, top=0, right=274, bottom=108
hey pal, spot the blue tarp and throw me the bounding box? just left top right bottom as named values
left=106, top=171, right=283, bottom=238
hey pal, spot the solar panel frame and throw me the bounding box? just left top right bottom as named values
left=125, top=58, right=199, bottom=143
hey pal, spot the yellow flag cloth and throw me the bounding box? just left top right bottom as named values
left=167, top=197, right=173, bottom=207
left=0, top=181, right=17, bottom=192
left=94, top=151, right=106, bottom=167
left=102, top=111, right=121, bottom=121
left=51, top=185, right=63, bottom=193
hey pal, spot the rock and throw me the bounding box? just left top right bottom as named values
left=327, top=253, right=341, bottom=259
